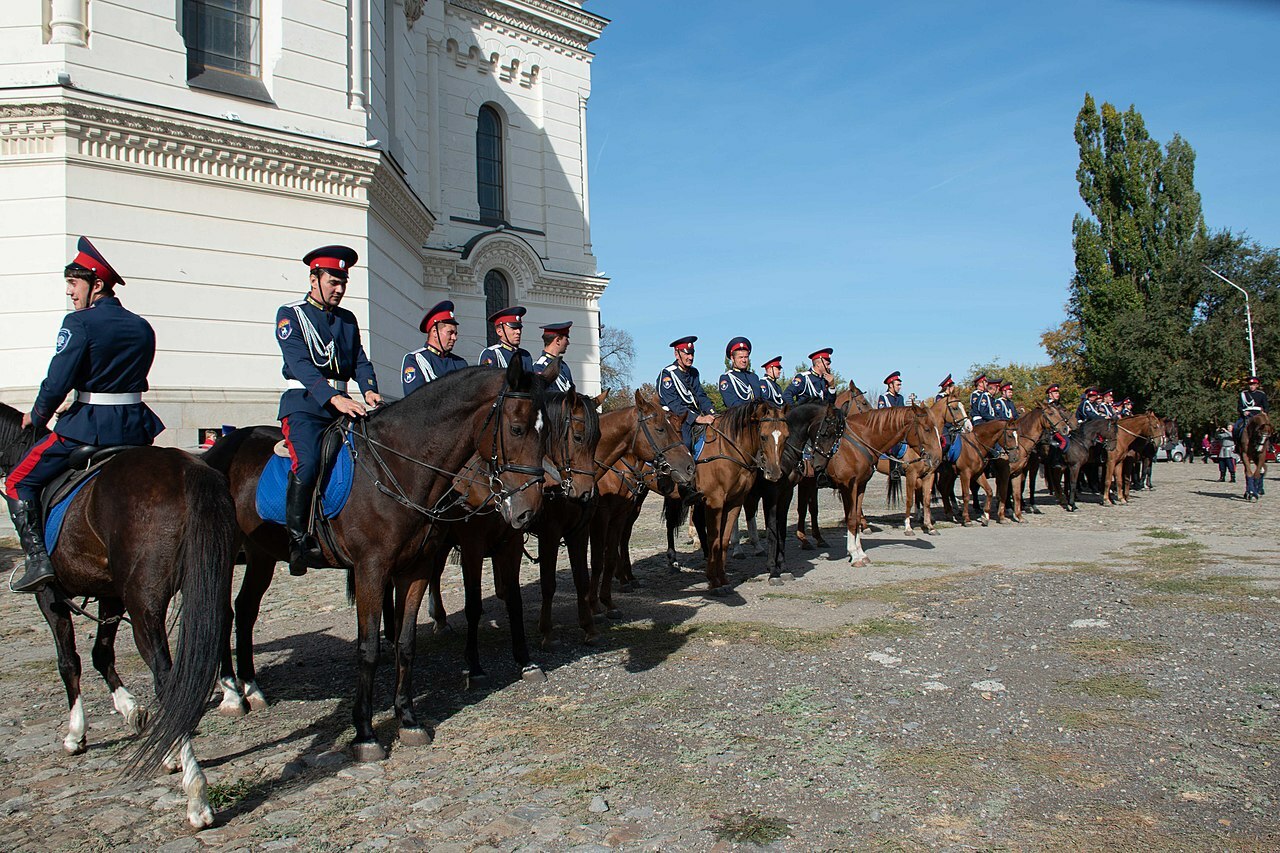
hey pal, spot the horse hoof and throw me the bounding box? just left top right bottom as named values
left=619, top=582, right=634, bottom=593
left=768, top=576, right=784, bottom=586
left=706, top=586, right=729, bottom=598
left=927, top=528, right=939, bottom=536
left=904, top=527, right=916, bottom=537
left=582, top=633, right=599, bottom=646
left=398, top=726, right=433, bottom=747
left=63, top=736, right=87, bottom=755
left=781, top=572, right=796, bottom=581
left=217, top=698, right=248, bottom=718
left=979, top=518, right=989, bottom=527
left=521, top=665, right=547, bottom=683
left=799, top=540, right=813, bottom=551
left=432, top=620, right=451, bottom=635
left=127, top=706, right=150, bottom=735
left=540, top=636, right=559, bottom=651
left=606, top=608, right=623, bottom=620
left=851, top=557, right=871, bottom=568
left=351, top=740, right=387, bottom=763
left=187, top=802, right=215, bottom=830
left=466, top=672, right=489, bottom=690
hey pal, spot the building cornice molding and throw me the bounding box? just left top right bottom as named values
left=369, top=158, right=436, bottom=249
left=0, top=98, right=382, bottom=203
left=448, top=0, right=606, bottom=57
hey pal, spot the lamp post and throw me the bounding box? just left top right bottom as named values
left=1204, top=266, right=1257, bottom=377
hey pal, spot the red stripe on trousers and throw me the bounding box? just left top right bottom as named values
left=4, top=433, right=61, bottom=500
left=281, top=418, right=300, bottom=475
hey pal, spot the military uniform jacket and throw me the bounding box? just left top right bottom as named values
left=533, top=352, right=574, bottom=392
left=759, top=376, right=785, bottom=407
left=276, top=297, right=378, bottom=420
left=478, top=343, right=534, bottom=373
left=33, top=296, right=165, bottom=445
left=719, top=369, right=761, bottom=408
left=658, top=363, right=715, bottom=425
left=1076, top=399, right=1105, bottom=422
left=876, top=391, right=905, bottom=409
left=992, top=397, right=1016, bottom=421
left=970, top=390, right=995, bottom=423
left=784, top=371, right=834, bottom=406
left=402, top=345, right=468, bottom=397
left=1239, top=389, right=1269, bottom=416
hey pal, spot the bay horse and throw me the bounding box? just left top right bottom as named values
left=416, top=388, right=602, bottom=686
left=0, top=403, right=237, bottom=828
left=1044, top=418, right=1117, bottom=512
left=935, top=418, right=1020, bottom=526
left=203, top=359, right=549, bottom=761
left=1000, top=406, right=1057, bottom=522
left=1023, top=407, right=1079, bottom=515
left=786, top=381, right=874, bottom=548
left=1106, top=413, right=1163, bottom=505
left=827, top=405, right=940, bottom=566
left=663, top=402, right=789, bottom=594
left=1239, top=412, right=1271, bottom=501
left=883, top=388, right=962, bottom=536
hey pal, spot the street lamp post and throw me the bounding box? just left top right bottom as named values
left=1204, top=266, right=1257, bottom=377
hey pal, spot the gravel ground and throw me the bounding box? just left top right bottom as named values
left=0, top=461, right=1277, bottom=851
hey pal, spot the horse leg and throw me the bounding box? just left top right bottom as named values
left=460, top=540, right=488, bottom=686
left=224, top=545, right=275, bottom=713
left=921, top=471, right=938, bottom=534
left=538, top=528, right=562, bottom=649
left=494, top=535, right=542, bottom=680
left=390, top=573, right=433, bottom=746
left=663, top=496, right=682, bottom=570
left=425, top=546, right=450, bottom=634
left=566, top=523, right=600, bottom=642
left=795, top=478, right=813, bottom=550
left=703, top=504, right=727, bottom=594
left=810, top=486, right=828, bottom=547
left=903, top=466, right=917, bottom=536
left=90, top=597, right=148, bottom=736
left=34, top=589, right=87, bottom=755
left=851, top=484, right=872, bottom=566
left=1012, top=471, right=1025, bottom=522
left=350, top=567, right=389, bottom=762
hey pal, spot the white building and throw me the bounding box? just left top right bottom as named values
left=0, top=0, right=609, bottom=445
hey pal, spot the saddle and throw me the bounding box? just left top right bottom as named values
left=41, top=445, right=133, bottom=553
left=255, top=424, right=354, bottom=527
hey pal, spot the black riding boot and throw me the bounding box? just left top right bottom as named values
left=6, top=496, right=55, bottom=593
left=285, top=474, right=324, bottom=576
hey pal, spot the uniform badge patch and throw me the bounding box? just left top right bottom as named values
left=55, top=328, right=72, bottom=353
left=720, top=380, right=728, bottom=390
left=403, top=365, right=417, bottom=384
left=662, top=377, right=672, bottom=388
left=277, top=317, right=292, bottom=340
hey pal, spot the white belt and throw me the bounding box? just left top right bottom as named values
left=78, top=392, right=142, bottom=405
left=285, top=379, right=349, bottom=392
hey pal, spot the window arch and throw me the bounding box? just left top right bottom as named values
left=483, top=269, right=510, bottom=346
left=477, top=105, right=505, bottom=225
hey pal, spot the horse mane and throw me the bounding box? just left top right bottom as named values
left=851, top=405, right=919, bottom=430
left=372, top=365, right=544, bottom=430
left=716, top=400, right=768, bottom=437
left=545, top=391, right=600, bottom=447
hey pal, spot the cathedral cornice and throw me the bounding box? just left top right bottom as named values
left=448, top=0, right=607, bottom=56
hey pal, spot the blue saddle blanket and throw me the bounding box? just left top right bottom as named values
left=255, top=442, right=354, bottom=524
left=693, top=434, right=706, bottom=460
left=44, top=472, right=101, bottom=554
left=944, top=434, right=963, bottom=463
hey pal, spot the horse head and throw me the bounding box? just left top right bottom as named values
left=632, top=389, right=695, bottom=487
left=905, top=403, right=942, bottom=472
left=754, top=403, right=789, bottom=483
left=1245, top=412, right=1272, bottom=455
left=941, top=390, right=972, bottom=434
left=474, top=355, right=550, bottom=529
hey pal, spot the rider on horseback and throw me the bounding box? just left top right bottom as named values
left=784, top=348, right=837, bottom=406
left=533, top=321, right=575, bottom=392
left=1076, top=387, right=1106, bottom=422
left=1044, top=383, right=1070, bottom=451
left=877, top=371, right=908, bottom=477
left=276, top=246, right=381, bottom=577
left=969, top=374, right=995, bottom=425
left=758, top=356, right=786, bottom=406
left=5, top=238, right=164, bottom=592
left=402, top=300, right=467, bottom=397
left=658, top=336, right=716, bottom=452
left=718, top=337, right=761, bottom=409
left=1233, top=375, right=1269, bottom=444
left=478, top=306, right=534, bottom=372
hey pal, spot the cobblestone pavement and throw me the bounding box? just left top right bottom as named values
left=1, top=462, right=1277, bottom=850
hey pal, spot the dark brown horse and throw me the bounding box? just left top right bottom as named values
left=936, top=418, right=1020, bottom=526
left=1044, top=418, right=1118, bottom=512
left=1023, top=406, right=1079, bottom=514
left=204, top=360, right=549, bottom=761
left=0, top=403, right=237, bottom=828
left=1239, top=412, right=1271, bottom=501
left=787, top=381, right=874, bottom=548
left=827, top=405, right=939, bottom=566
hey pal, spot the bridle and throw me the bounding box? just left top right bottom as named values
left=633, top=409, right=687, bottom=480
left=350, top=387, right=545, bottom=521
left=548, top=397, right=596, bottom=497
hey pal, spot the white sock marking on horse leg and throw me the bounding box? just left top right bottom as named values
left=64, top=697, right=86, bottom=753
left=846, top=529, right=857, bottom=563
left=242, top=680, right=268, bottom=711
left=163, top=742, right=181, bottom=773
left=179, top=738, right=213, bottom=829
left=112, top=686, right=145, bottom=733
left=217, top=676, right=245, bottom=715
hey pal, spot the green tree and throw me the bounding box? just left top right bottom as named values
left=964, top=361, right=1054, bottom=414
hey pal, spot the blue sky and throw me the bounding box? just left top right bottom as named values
left=586, top=0, right=1280, bottom=399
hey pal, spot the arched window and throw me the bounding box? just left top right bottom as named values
left=483, top=269, right=509, bottom=346
left=477, top=105, right=504, bottom=224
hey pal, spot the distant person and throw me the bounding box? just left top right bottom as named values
left=1216, top=427, right=1236, bottom=482
left=1185, top=432, right=1195, bottom=464
left=1201, top=434, right=1211, bottom=463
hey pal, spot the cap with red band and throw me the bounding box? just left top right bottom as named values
left=488, top=305, right=526, bottom=327
left=809, top=347, right=833, bottom=361
left=419, top=299, right=458, bottom=333
left=67, top=237, right=125, bottom=287
left=669, top=335, right=697, bottom=352
left=303, top=245, right=358, bottom=276
left=762, top=355, right=783, bottom=370
left=884, top=371, right=901, bottom=386
left=725, top=336, right=751, bottom=358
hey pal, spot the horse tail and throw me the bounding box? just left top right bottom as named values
left=129, top=463, right=237, bottom=776
left=887, top=471, right=901, bottom=508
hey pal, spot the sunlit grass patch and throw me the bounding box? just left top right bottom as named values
left=1058, top=674, right=1160, bottom=701
left=1138, top=574, right=1262, bottom=596
left=1049, top=706, right=1132, bottom=732
left=1062, top=637, right=1166, bottom=663
left=1142, top=527, right=1189, bottom=540
left=1002, top=743, right=1115, bottom=789
left=878, top=744, right=992, bottom=786
left=522, top=761, right=614, bottom=791
left=710, top=809, right=790, bottom=844
left=1131, top=541, right=1209, bottom=573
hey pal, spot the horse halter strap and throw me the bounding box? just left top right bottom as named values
left=634, top=409, right=684, bottom=478
left=482, top=388, right=546, bottom=499
left=550, top=401, right=594, bottom=495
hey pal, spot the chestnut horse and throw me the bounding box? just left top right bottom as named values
left=827, top=405, right=940, bottom=566
left=664, top=402, right=789, bottom=593
left=203, top=360, right=549, bottom=761
left=1000, top=406, right=1058, bottom=522
left=883, top=388, right=962, bottom=536
left=936, top=418, right=1020, bottom=526
left=0, top=404, right=237, bottom=828
left=786, top=381, right=874, bottom=548
left=1106, top=413, right=1163, bottom=505
left=1239, top=412, right=1271, bottom=501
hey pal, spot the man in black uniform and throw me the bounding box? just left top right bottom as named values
left=5, top=238, right=165, bottom=592
left=276, top=246, right=381, bottom=575
left=533, top=321, right=574, bottom=392
left=402, top=300, right=468, bottom=396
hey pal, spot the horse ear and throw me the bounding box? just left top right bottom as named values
left=505, top=351, right=526, bottom=388
left=593, top=391, right=608, bottom=409
left=634, top=388, right=647, bottom=409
